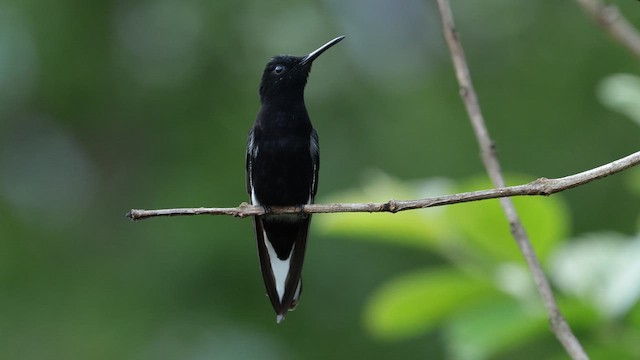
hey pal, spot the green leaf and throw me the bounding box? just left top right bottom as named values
left=445, top=175, right=570, bottom=265
left=444, top=296, right=547, bottom=360
left=582, top=343, right=640, bottom=360
left=597, top=73, right=640, bottom=127
left=550, top=233, right=640, bottom=319
left=627, top=168, right=640, bottom=198
left=317, top=172, right=455, bottom=249
left=364, top=269, right=493, bottom=341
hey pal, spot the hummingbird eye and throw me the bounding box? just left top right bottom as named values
left=273, top=65, right=285, bottom=74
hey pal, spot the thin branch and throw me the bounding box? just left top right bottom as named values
left=435, top=0, right=589, bottom=359
left=575, top=0, right=640, bottom=61
left=126, top=150, right=640, bottom=220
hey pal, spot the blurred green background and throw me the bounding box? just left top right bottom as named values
left=1, top=0, right=639, bottom=359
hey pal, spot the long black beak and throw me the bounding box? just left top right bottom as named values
left=299, top=36, right=345, bottom=66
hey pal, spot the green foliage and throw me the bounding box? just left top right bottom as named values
left=550, top=233, right=640, bottom=319
left=444, top=296, right=547, bottom=360
left=447, top=176, right=570, bottom=265
left=364, top=269, right=493, bottom=340
left=319, top=173, right=454, bottom=249
left=317, top=171, right=640, bottom=359
left=2, top=1, right=640, bottom=359
left=628, top=168, right=640, bottom=199
left=598, top=73, right=640, bottom=127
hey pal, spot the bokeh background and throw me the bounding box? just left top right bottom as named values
left=1, top=0, right=639, bottom=359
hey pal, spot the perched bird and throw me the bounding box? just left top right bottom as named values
left=246, top=36, right=344, bottom=323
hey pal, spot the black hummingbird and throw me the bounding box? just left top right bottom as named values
left=246, top=36, right=345, bottom=323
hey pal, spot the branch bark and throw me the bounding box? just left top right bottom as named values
left=435, top=0, right=589, bottom=359
left=575, top=0, right=640, bottom=61
left=127, top=150, right=640, bottom=220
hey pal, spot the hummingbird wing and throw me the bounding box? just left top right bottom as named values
left=245, top=128, right=319, bottom=323
left=310, top=128, right=319, bottom=199
left=246, top=128, right=256, bottom=197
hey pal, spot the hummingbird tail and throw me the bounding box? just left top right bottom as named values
left=254, top=215, right=310, bottom=322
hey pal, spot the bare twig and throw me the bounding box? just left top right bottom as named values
left=127, top=150, right=640, bottom=220
left=575, top=0, right=640, bottom=61
left=435, top=0, right=589, bottom=359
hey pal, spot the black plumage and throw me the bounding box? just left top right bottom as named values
left=246, top=36, right=344, bottom=323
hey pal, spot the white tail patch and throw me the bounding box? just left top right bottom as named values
left=263, top=230, right=294, bottom=301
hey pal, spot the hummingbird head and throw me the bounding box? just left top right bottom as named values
left=259, top=36, right=345, bottom=103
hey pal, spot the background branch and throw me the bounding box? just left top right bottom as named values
left=575, top=0, right=640, bottom=61
left=435, top=0, right=589, bottom=359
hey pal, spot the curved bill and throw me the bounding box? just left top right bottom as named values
left=300, top=36, right=345, bottom=65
